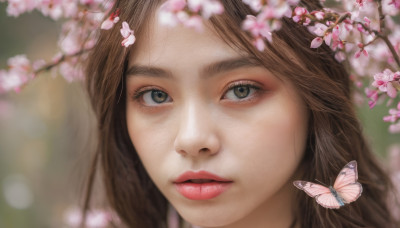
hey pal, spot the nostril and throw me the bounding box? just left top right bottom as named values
left=199, top=148, right=209, bottom=153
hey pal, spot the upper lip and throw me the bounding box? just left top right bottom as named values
left=173, top=170, right=232, bottom=183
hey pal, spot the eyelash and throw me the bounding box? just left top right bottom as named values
left=131, top=81, right=263, bottom=106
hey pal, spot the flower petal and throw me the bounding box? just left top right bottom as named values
left=310, top=37, right=323, bottom=48
left=122, top=34, right=136, bottom=47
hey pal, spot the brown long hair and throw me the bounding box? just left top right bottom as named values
left=84, top=0, right=399, bottom=227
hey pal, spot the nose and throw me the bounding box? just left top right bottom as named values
left=174, top=102, right=220, bottom=157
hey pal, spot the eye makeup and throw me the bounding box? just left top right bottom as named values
left=221, top=80, right=266, bottom=104
left=129, top=79, right=268, bottom=110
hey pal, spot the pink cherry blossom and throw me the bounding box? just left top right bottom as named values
left=38, top=1, right=64, bottom=20
left=242, top=14, right=272, bottom=50
left=158, top=7, right=180, bottom=27
left=311, top=10, right=325, bottom=20
left=383, top=107, right=400, bottom=123
left=8, top=54, right=30, bottom=70
left=242, top=15, right=268, bottom=38
left=158, top=0, right=223, bottom=31
left=292, top=7, right=311, bottom=25
left=0, top=69, right=31, bottom=93
left=389, top=0, right=400, bottom=9
left=59, top=22, right=83, bottom=55
left=120, top=21, right=136, bottom=47
left=372, top=69, right=398, bottom=98
left=332, top=25, right=340, bottom=43
left=1, top=55, right=34, bottom=92
left=355, top=0, right=368, bottom=7
left=309, top=23, right=327, bottom=37
left=354, top=43, right=369, bottom=58
left=5, top=0, right=36, bottom=17
left=199, top=0, right=224, bottom=19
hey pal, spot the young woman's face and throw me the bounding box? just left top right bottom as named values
left=126, top=17, right=309, bottom=227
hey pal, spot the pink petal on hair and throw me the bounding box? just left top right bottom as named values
left=310, top=37, right=323, bottom=48
left=255, top=37, right=265, bottom=51
left=101, top=19, right=114, bottom=30
left=121, top=34, right=136, bottom=47
left=120, top=21, right=132, bottom=38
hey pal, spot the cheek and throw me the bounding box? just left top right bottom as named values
left=126, top=110, right=174, bottom=176
left=225, top=91, right=308, bottom=189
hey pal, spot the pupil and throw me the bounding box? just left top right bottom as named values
left=151, top=90, right=167, bottom=103
left=234, top=86, right=250, bottom=98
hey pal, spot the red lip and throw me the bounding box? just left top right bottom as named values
left=173, top=171, right=233, bottom=200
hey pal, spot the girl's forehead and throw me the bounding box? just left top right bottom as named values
left=129, top=18, right=244, bottom=68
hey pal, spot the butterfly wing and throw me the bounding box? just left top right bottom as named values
left=333, top=160, right=358, bottom=189
left=333, top=160, right=363, bottom=204
left=293, top=181, right=341, bottom=209
left=336, top=182, right=363, bottom=203
left=315, top=192, right=342, bottom=209
left=293, top=181, right=330, bottom=197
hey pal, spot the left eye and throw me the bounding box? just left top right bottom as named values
left=223, top=84, right=259, bottom=101
left=139, top=89, right=172, bottom=106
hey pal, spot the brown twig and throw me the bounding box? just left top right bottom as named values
left=34, top=48, right=92, bottom=75
left=376, top=0, right=400, bottom=67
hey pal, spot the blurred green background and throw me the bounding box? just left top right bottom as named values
left=0, top=3, right=96, bottom=228
left=0, top=2, right=398, bottom=228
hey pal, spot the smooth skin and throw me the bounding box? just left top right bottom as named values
left=125, top=15, right=308, bottom=228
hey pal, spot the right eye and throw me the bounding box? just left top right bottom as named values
left=134, top=89, right=172, bottom=106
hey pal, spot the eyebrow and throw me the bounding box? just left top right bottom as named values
left=125, top=56, right=262, bottom=79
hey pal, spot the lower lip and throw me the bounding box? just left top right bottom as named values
left=174, top=182, right=232, bottom=200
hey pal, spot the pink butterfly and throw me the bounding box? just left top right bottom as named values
left=293, top=160, right=362, bottom=209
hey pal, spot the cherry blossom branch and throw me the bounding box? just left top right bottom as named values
left=374, top=0, right=400, bottom=67
left=380, top=35, right=400, bottom=67
left=34, top=49, right=91, bottom=75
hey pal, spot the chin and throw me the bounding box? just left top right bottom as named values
left=178, top=208, right=240, bottom=228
